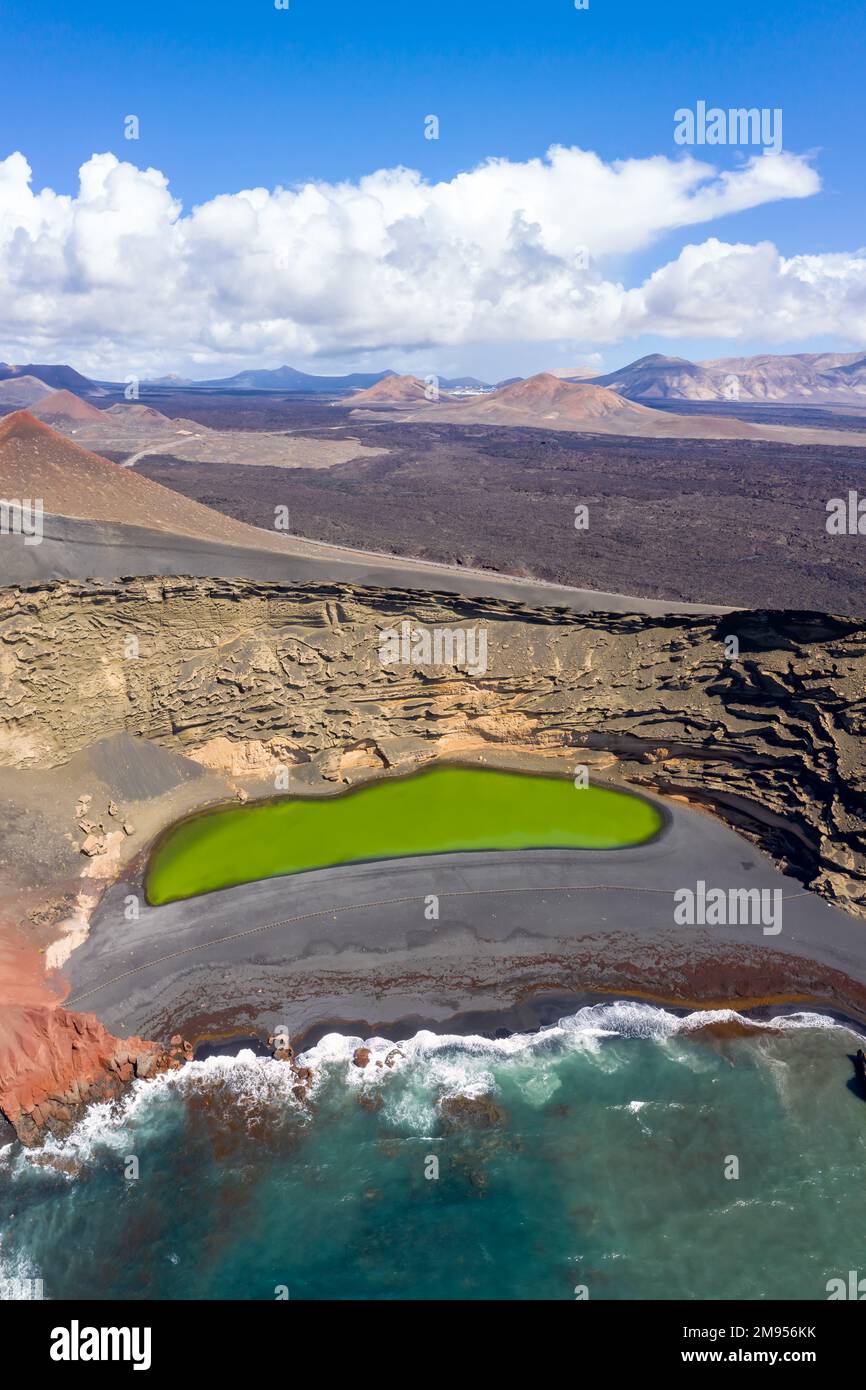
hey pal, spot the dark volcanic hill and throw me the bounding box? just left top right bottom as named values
left=0, top=411, right=291, bottom=552
left=0, top=375, right=53, bottom=409
left=0, top=362, right=95, bottom=393
left=30, top=390, right=105, bottom=423
left=379, top=372, right=866, bottom=444
left=350, top=374, right=430, bottom=404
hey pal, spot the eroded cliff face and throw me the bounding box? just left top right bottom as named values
left=0, top=577, right=864, bottom=917
left=0, top=1005, right=186, bottom=1146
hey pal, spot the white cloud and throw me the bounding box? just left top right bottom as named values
left=0, top=143, right=861, bottom=375
left=625, top=239, right=866, bottom=340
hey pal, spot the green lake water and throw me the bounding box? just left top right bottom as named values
left=145, top=765, right=663, bottom=905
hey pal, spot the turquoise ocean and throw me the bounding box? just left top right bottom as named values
left=2, top=1002, right=865, bottom=1301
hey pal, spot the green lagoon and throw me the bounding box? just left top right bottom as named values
left=146, top=765, right=663, bottom=905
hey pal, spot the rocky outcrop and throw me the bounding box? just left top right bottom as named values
left=266, top=1030, right=314, bottom=1100
left=439, top=1093, right=504, bottom=1131
left=0, top=1005, right=184, bottom=1146
left=0, top=578, right=864, bottom=915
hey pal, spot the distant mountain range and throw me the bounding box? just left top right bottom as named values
left=357, top=372, right=866, bottom=446
left=4, top=351, right=866, bottom=404
left=0, top=360, right=501, bottom=396
left=187, top=365, right=398, bottom=391
left=187, top=365, right=495, bottom=392
left=572, top=351, right=866, bottom=404
left=19, top=375, right=866, bottom=448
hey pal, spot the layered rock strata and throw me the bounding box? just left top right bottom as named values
left=1, top=578, right=863, bottom=915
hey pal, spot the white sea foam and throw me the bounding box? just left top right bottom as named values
left=773, top=1010, right=852, bottom=1033
left=124, top=1047, right=324, bottom=1135
left=7, top=1095, right=136, bottom=1179
left=7, top=1048, right=312, bottom=1176
left=293, top=1001, right=850, bottom=1128
left=4, top=1001, right=854, bottom=1167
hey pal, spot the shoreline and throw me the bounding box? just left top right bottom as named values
left=3, top=593, right=863, bottom=1145
left=4, top=990, right=862, bottom=1157
left=7, top=783, right=866, bottom=1146
left=193, top=992, right=866, bottom=1064
left=65, top=788, right=866, bottom=1051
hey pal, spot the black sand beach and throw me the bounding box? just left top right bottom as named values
left=65, top=793, right=865, bottom=1047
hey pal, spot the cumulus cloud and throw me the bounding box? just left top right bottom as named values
left=625, top=239, right=866, bottom=340
left=0, top=142, right=860, bottom=374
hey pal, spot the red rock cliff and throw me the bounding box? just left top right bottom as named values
left=0, top=1005, right=184, bottom=1146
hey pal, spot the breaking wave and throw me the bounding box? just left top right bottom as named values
left=2, top=1000, right=856, bottom=1170
left=1, top=1000, right=863, bottom=1301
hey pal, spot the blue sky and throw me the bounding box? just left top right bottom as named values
left=1, top=0, right=864, bottom=378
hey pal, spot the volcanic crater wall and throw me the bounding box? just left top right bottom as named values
left=1, top=577, right=864, bottom=915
